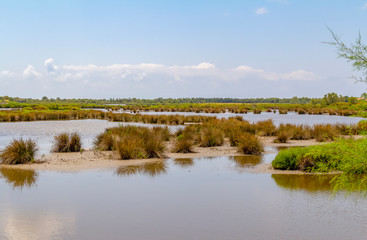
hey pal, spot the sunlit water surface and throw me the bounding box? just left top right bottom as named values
left=0, top=151, right=366, bottom=240
left=0, top=120, right=182, bottom=154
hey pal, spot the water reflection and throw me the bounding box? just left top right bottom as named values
left=0, top=210, right=76, bottom=239
left=173, top=158, right=194, bottom=168
left=0, top=168, right=38, bottom=189
left=272, top=174, right=334, bottom=192
left=229, top=155, right=262, bottom=168
left=116, top=161, right=168, bottom=177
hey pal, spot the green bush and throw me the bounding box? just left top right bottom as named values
left=272, top=147, right=307, bottom=170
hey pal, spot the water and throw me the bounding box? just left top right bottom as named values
left=0, top=153, right=366, bottom=240
left=0, top=120, right=183, bottom=154
left=0, top=111, right=364, bottom=154
left=138, top=111, right=365, bottom=126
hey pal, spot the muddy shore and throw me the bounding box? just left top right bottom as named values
left=0, top=136, right=328, bottom=173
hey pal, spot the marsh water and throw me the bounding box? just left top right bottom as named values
left=0, top=120, right=183, bottom=154
left=0, top=115, right=367, bottom=239
left=1, top=149, right=367, bottom=240
left=0, top=112, right=364, bottom=154
left=138, top=110, right=366, bottom=126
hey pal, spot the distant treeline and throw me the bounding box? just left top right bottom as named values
left=0, top=93, right=360, bottom=106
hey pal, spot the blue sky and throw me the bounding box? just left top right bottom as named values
left=1, top=0, right=367, bottom=99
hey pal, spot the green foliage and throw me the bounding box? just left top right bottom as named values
left=327, top=27, right=367, bottom=83
left=272, top=138, right=367, bottom=192
left=272, top=147, right=308, bottom=170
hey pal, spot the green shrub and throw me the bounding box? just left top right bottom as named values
left=272, top=147, right=307, bottom=170
left=0, top=138, right=38, bottom=164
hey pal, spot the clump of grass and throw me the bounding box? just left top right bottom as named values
left=279, top=109, right=288, bottom=114
left=288, top=124, right=312, bottom=140
left=237, top=132, right=264, bottom=155
left=0, top=138, right=38, bottom=164
left=273, top=130, right=291, bottom=143
left=94, top=125, right=167, bottom=160
left=52, top=132, right=82, bottom=152
left=253, top=109, right=262, bottom=114
left=141, top=130, right=166, bottom=158
left=255, top=119, right=276, bottom=136
left=199, top=126, right=224, bottom=147
left=173, top=133, right=195, bottom=153
left=116, top=136, right=145, bottom=159
left=357, top=120, right=367, bottom=134
left=311, top=124, right=339, bottom=142
left=94, top=131, right=115, bottom=151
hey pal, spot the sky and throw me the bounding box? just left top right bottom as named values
left=0, top=0, right=367, bottom=99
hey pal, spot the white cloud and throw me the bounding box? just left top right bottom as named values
left=23, top=65, right=41, bottom=78
left=362, top=3, right=367, bottom=10
left=234, top=65, right=317, bottom=81
left=255, top=7, right=269, bottom=15
left=44, top=58, right=57, bottom=73
left=0, top=59, right=326, bottom=98
left=0, top=70, right=15, bottom=78
left=191, top=62, right=215, bottom=70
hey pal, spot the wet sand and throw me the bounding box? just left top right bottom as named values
left=0, top=137, right=328, bottom=172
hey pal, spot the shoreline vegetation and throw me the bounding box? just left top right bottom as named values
left=2, top=92, right=367, bottom=120
left=0, top=137, right=322, bottom=172
left=0, top=113, right=366, bottom=192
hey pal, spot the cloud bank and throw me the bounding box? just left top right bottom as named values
left=0, top=58, right=360, bottom=99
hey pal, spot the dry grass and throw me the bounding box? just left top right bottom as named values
left=237, top=132, right=264, bottom=155
left=255, top=120, right=276, bottom=136
left=52, top=132, right=82, bottom=152
left=0, top=138, right=38, bottom=164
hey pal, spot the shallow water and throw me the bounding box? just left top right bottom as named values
left=138, top=111, right=365, bottom=126
left=0, top=120, right=182, bottom=154
left=0, top=153, right=366, bottom=240
left=0, top=112, right=364, bottom=155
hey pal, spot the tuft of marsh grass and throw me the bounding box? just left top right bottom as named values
left=199, top=126, right=224, bottom=147
left=95, top=125, right=167, bottom=160
left=0, top=138, right=38, bottom=165
left=255, top=119, right=276, bottom=136
left=237, top=132, right=264, bottom=155
left=52, top=132, right=82, bottom=152
left=173, top=133, right=195, bottom=153
left=116, top=136, right=145, bottom=159
left=311, top=124, right=339, bottom=142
